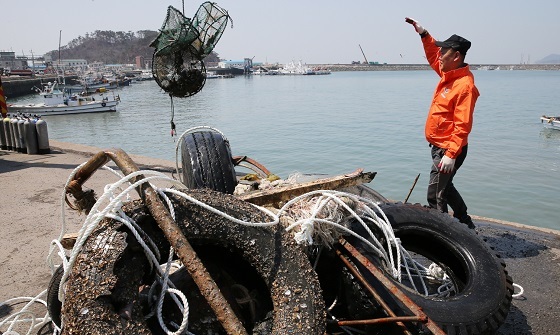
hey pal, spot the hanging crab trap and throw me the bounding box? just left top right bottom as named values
left=151, top=2, right=230, bottom=98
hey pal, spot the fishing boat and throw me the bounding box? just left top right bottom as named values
left=7, top=81, right=119, bottom=116
left=204, top=71, right=220, bottom=79
left=541, top=115, right=560, bottom=130
left=65, top=77, right=132, bottom=94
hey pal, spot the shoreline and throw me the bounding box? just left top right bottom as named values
left=46, top=141, right=560, bottom=237
left=42, top=140, right=560, bottom=236
left=5, top=139, right=560, bottom=236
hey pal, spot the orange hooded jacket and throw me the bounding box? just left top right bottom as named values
left=422, top=33, right=480, bottom=159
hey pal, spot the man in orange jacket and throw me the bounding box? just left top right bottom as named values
left=406, top=17, right=479, bottom=229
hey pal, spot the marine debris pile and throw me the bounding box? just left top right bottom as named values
left=1, top=127, right=516, bottom=334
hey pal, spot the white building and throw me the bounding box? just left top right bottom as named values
left=218, top=60, right=245, bottom=69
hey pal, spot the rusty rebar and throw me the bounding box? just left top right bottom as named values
left=338, top=238, right=446, bottom=335
left=404, top=173, right=420, bottom=203
left=333, top=315, right=427, bottom=327
left=335, top=243, right=413, bottom=335
left=232, top=155, right=272, bottom=177
left=66, top=149, right=248, bottom=335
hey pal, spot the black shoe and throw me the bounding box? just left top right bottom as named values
left=458, top=215, right=476, bottom=229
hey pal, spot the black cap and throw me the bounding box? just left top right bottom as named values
left=435, top=34, right=471, bottom=55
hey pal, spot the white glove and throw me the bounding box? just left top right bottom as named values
left=405, top=17, right=426, bottom=34
left=439, top=156, right=456, bottom=174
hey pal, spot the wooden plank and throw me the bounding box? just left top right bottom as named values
left=237, top=169, right=376, bottom=207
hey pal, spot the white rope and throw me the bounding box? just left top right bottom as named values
left=276, top=189, right=464, bottom=296
left=45, top=163, right=278, bottom=333
left=57, top=173, right=169, bottom=301
left=154, top=250, right=189, bottom=335
left=0, top=291, right=50, bottom=335
left=512, top=283, right=525, bottom=298
left=162, top=187, right=279, bottom=227
left=277, top=190, right=403, bottom=279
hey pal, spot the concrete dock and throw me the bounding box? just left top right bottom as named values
left=1, top=140, right=559, bottom=334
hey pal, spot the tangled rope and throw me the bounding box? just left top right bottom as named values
left=0, top=292, right=50, bottom=335
left=275, top=189, right=461, bottom=297
left=48, top=165, right=279, bottom=334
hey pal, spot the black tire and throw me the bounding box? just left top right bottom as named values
left=101, top=102, right=106, bottom=107
left=157, top=189, right=326, bottom=334
left=348, top=203, right=513, bottom=335
left=46, top=265, right=64, bottom=328
left=181, top=130, right=237, bottom=194
left=60, top=189, right=325, bottom=334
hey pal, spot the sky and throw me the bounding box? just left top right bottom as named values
left=2, top=0, right=560, bottom=65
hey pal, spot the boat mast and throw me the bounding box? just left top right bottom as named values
left=57, top=30, right=66, bottom=86
left=58, top=30, right=61, bottom=72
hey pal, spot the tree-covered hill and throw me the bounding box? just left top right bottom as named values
left=45, top=30, right=220, bottom=64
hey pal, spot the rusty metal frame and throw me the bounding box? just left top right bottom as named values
left=334, top=238, right=446, bottom=335
left=65, top=149, right=248, bottom=335
left=232, top=155, right=272, bottom=178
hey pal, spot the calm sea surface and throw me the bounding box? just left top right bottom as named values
left=9, top=70, right=560, bottom=230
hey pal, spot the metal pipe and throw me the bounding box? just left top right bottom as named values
left=66, top=149, right=248, bottom=335
left=232, top=155, right=272, bottom=177
left=333, top=315, right=427, bottom=327
left=339, top=239, right=446, bottom=335
left=335, top=243, right=413, bottom=335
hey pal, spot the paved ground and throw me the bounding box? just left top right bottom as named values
left=1, top=140, right=559, bottom=334
left=474, top=221, right=560, bottom=334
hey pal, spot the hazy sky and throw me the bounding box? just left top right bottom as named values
left=3, top=0, right=559, bottom=65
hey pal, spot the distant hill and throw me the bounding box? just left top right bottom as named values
left=45, top=30, right=220, bottom=65
left=536, top=54, right=560, bottom=64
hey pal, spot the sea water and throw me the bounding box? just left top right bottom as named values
left=9, top=70, right=560, bottom=230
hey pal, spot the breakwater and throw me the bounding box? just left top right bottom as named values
left=0, top=75, right=78, bottom=98
left=312, top=63, right=560, bottom=72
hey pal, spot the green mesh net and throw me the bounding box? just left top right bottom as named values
left=151, top=2, right=230, bottom=98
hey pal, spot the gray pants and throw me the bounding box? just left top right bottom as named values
left=427, top=144, right=469, bottom=221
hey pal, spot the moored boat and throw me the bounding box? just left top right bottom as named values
left=65, top=78, right=132, bottom=94
left=541, top=115, right=560, bottom=130
left=7, top=81, right=119, bottom=116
